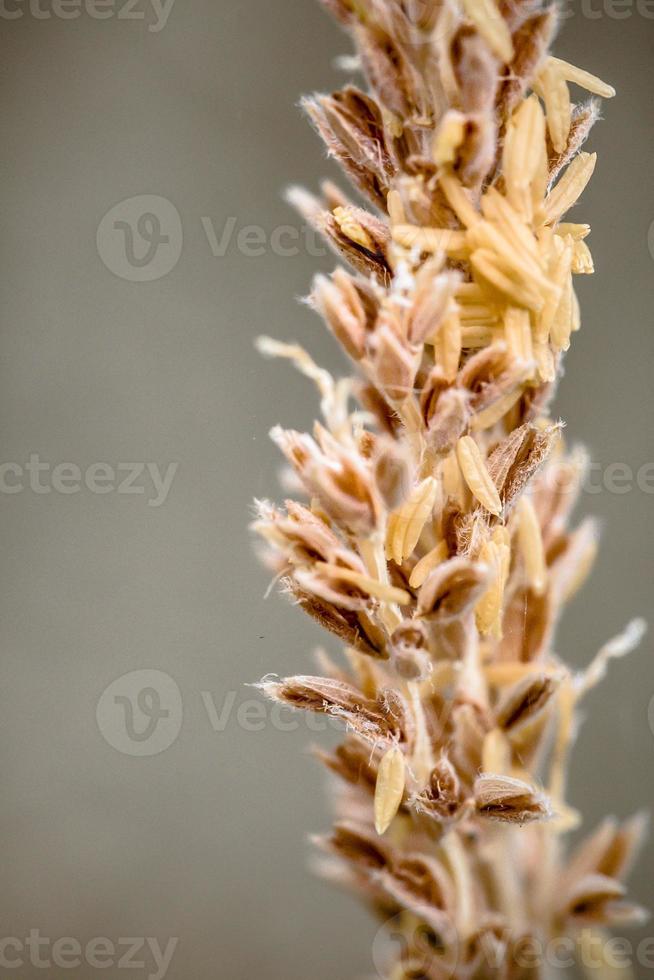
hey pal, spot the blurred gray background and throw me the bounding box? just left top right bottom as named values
left=0, top=1, right=652, bottom=978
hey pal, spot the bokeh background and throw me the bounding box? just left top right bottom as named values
left=0, top=1, right=652, bottom=977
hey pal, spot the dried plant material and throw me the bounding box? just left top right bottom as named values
left=316, top=562, right=411, bottom=606
left=261, top=675, right=409, bottom=745
left=577, top=619, right=647, bottom=697
left=312, top=271, right=367, bottom=360
left=560, top=874, right=647, bottom=928
left=548, top=100, right=600, bottom=182
left=567, top=812, right=650, bottom=885
left=252, top=5, right=645, bottom=978
left=498, top=8, right=557, bottom=118
left=474, top=773, right=551, bottom=824
left=456, top=436, right=502, bottom=516
left=374, top=745, right=406, bottom=835
left=495, top=673, right=559, bottom=733
left=417, top=556, right=489, bottom=624
left=412, top=755, right=465, bottom=823
left=389, top=620, right=431, bottom=681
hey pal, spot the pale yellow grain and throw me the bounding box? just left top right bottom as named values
left=461, top=0, right=514, bottom=63
left=374, top=745, right=406, bottom=835
left=571, top=239, right=594, bottom=275
left=333, top=206, right=373, bottom=249
left=471, top=385, right=526, bottom=431
left=439, top=170, right=480, bottom=228
left=432, top=110, right=466, bottom=165
left=535, top=60, right=572, bottom=154
left=476, top=533, right=510, bottom=637
left=517, top=497, right=547, bottom=594
left=409, top=540, right=449, bottom=589
left=544, top=153, right=597, bottom=224
left=440, top=313, right=462, bottom=381
left=556, top=223, right=590, bottom=241
left=387, top=189, right=406, bottom=226
left=457, top=436, right=503, bottom=516
left=319, top=564, right=412, bottom=605
left=387, top=478, right=438, bottom=564
left=482, top=728, right=511, bottom=774
left=548, top=56, right=616, bottom=99
left=504, top=307, right=533, bottom=363
left=471, top=249, right=545, bottom=312
left=392, top=224, right=468, bottom=257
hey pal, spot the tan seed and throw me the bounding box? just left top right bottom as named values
left=457, top=436, right=503, bottom=516
left=374, top=745, right=406, bottom=836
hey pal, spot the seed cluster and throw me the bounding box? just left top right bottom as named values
left=253, top=1, right=646, bottom=976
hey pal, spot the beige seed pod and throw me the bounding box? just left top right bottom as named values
left=456, top=436, right=503, bottom=516
left=548, top=57, right=616, bottom=99
left=503, top=95, right=548, bottom=220
left=432, top=110, right=466, bottom=165
left=471, top=384, right=526, bottom=432
left=392, top=224, right=468, bottom=258
left=409, top=540, right=449, bottom=589
left=482, top=728, right=511, bottom=775
left=460, top=0, right=514, bottom=63
left=545, top=152, right=597, bottom=224
left=386, top=477, right=438, bottom=564
left=551, top=273, right=574, bottom=352
left=386, top=189, right=406, bottom=227
left=534, top=342, right=556, bottom=383
left=571, top=239, right=594, bottom=274
left=332, top=206, right=373, bottom=250
left=439, top=170, right=480, bottom=229
left=517, top=496, right=547, bottom=594
left=438, top=314, right=463, bottom=382
left=535, top=59, right=572, bottom=155
left=504, top=307, right=534, bottom=364
left=474, top=773, right=551, bottom=824
left=374, top=745, right=406, bottom=836
left=557, top=222, right=591, bottom=240
left=475, top=533, right=510, bottom=637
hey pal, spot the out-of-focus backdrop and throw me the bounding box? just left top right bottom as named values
left=0, top=2, right=652, bottom=978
